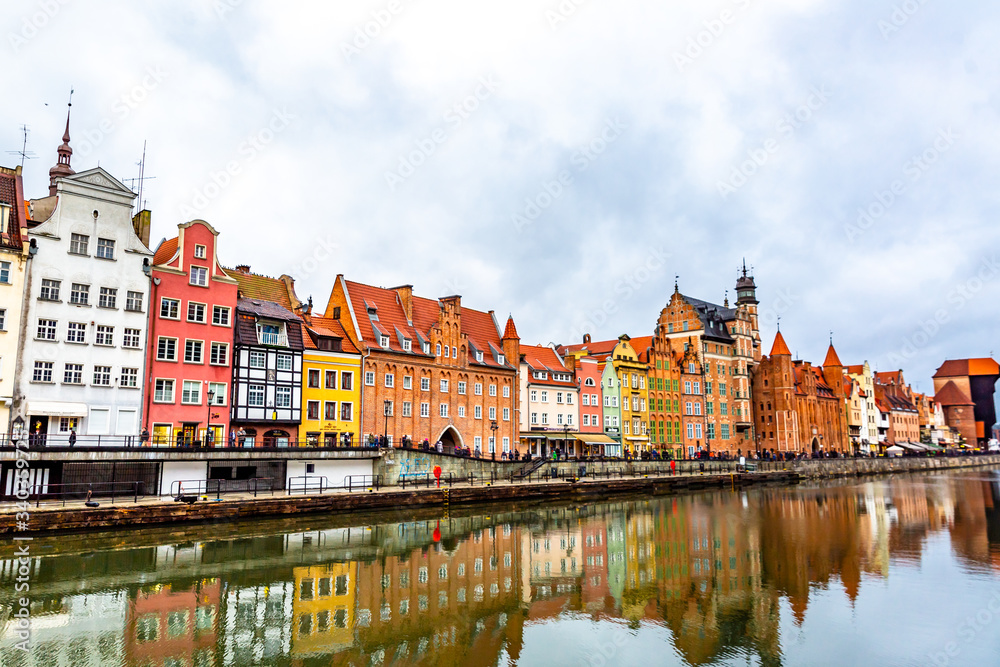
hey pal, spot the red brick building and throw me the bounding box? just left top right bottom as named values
left=932, top=358, right=1000, bottom=447
left=752, top=332, right=848, bottom=455
left=323, top=276, right=519, bottom=452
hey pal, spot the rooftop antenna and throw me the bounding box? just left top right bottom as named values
left=7, top=125, right=37, bottom=168
left=120, top=141, right=156, bottom=212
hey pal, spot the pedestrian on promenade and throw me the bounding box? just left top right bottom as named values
left=670, top=459, right=676, bottom=475
left=68, top=429, right=77, bottom=447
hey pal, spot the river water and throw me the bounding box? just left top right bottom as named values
left=2, top=467, right=999, bottom=667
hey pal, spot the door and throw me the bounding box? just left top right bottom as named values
left=181, top=424, right=198, bottom=447
left=29, top=416, right=48, bottom=446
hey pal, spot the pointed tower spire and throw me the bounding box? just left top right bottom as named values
left=823, top=342, right=843, bottom=368
left=48, top=89, right=76, bottom=196
left=770, top=330, right=791, bottom=356
left=723, top=290, right=729, bottom=308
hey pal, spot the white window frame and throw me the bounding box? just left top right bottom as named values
left=212, top=306, right=231, bottom=327
left=189, top=266, right=208, bottom=287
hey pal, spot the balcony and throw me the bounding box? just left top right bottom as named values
left=258, top=331, right=288, bottom=347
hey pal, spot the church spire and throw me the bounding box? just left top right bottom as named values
left=48, top=89, right=75, bottom=196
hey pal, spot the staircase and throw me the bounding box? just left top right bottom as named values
left=511, top=458, right=546, bottom=480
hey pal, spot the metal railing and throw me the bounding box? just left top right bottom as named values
left=399, top=472, right=458, bottom=489
left=27, top=481, right=147, bottom=507
left=286, top=475, right=383, bottom=494
left=169, top=478, right=277, bottom=499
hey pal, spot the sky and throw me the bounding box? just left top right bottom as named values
left=3, top=0, right=999, bottom=395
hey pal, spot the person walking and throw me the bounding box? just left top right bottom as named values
left=670, top=459, right=676, bottom=476
left=68, top=429, right=77, bottom=447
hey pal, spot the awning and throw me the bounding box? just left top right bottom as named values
left=575, top=433, right=618, bottom=444
left=895, top=441, right=922, bottom=452
left=25, top=401, right=88, bottom=417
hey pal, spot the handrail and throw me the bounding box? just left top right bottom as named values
left=28, top=481, right=147, bottom=507
left=287, top=475, right=330, bottom=495
left=170, top=477, right=276, bottom=499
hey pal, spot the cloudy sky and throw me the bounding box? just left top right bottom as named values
left=4, top=0, right=999, bottom=393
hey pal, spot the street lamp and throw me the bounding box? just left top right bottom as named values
left=205, top=388, right=215, bottom=448
left=491, top=419, right=499, bottom=457
left=383, top=399, right=392, bottom=448
left=563, top=423, right=570, bottom=460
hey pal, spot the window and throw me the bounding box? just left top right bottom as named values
left=92, top=365, right=111, bottom=386
left=160, top=298, right=179, bottom=319
left=39, top=279, right=60, bottom=301
left=212, top=306, right=230, bottom=326
left=385, top=373, right=394, bottom=388
left=121, top=290, right=143, bottom=312
left=276, top=355, right=293, bottom=371
left=557, top=392, right=563, bottom=404
left=32, top=361, right=53, bottom=382
left=157, top=337, right=177, bottom=361
left=541, top=413, right=548, bottom=425
left=0, top=261, right=7, bottom=284
left=503, top=385, right=510, bottom=398
left=380, top=335, right=390, bottom=348
left=685, top=401, right=693, bottom=415
left=66, top=322, right=86, bottom=343
left=123, top=328, right=141, bottom=348
left=458, top=406, right=466, bottom=417
left=438, top=343, right=445, bottom=357
left=307, top=401, right=320, bottom=420
left=402, top=401, right=412, bottom=417
left=182, top=380, right=201, bottom=404
left=384, top=401, right=394, bottom=416
left=69, top=233, right=89, bottom=255
left=325, top=401, right=337, bottom=419
left=474, top=406, right=482, bottom=419
left=402, top=339, right=412, bottom=352
left=458, top=381, right=466, bottom=394
left=583, top=414, right=590, bottom=426
left=95, top=325, right=114, bottom=346
left=531, top=412, right=538, bottom=424
left=63, top=363, right=83, bottom=384
left=440, top=379, right=448, bottom=392
left=421, top=377, right=430, bottom=391
left=541, top=391, right=548, bottom=403
left=694, top=402, right=702, bottom=416
left=187, top=302, right=206, bottom=322
left=582, top=394, right=589, bottom=406
left=321, top=370, right=335, bottom=389
left=249, top=351, right=266, bottom=368
left=121, top=368, right=139, bottom=388
left=276, top=386, right=292, bottom=408
left=566, top=393, right=573, bottom=404
left=194, top=244, right=207, bottom=259
left=190, top=266, right=208, bottom=286
left=248, top=384, right=265, bottom=407
left=154, top=379, right=174, bottom=402
left=94, top=237, right=115, bottom=259
left=476, top=350, right=484, bottom=363
left=402, top=375, right=412, bottom=390
left=489, top=384, right=497, bottom=397
left=0, top=308, right=4, bottom=330
left=474, top=382, right=483, bottom=395
left=498, top=354, right=505, bottom=365
left=184, top=340, right=203, bottom=363
left=210, top=342, right=228, bottom=365
left=440, top=404, right=449, bottom=417
left=365, top=371, right=375, bottom=386
left=420, top=402, right=430, bottom=417
left=70, top=283, right=89, bottom=305
left=37, top=318, right=57, bottom=340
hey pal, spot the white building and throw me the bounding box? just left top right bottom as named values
left=14, top=157, right=152, bottom=444
left=518, top=344, right=579, bottom=457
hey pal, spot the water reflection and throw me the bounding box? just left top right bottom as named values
left=2, top=469, right=1000, bottom=666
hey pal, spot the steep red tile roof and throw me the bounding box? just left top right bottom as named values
left=629, top=336, right=654, bottom=363
left=153, top=237, right=178, bottom=265
left=302, top=315, right=361, bottom=355
left=934, top=358, right=1000, bottom=378
left=845, top=364, right=865, bottom=376
left=876, top=371, right=902, bottom=386
left=560, top=338, right=620, bottom=361
left=344, top=279, right=510, bottom=369
left=522, top=345, right=575, bottom=387
left=229, top=269, right=294, bottom=310
left=823, top=344, right=842, bottom=368
left=770, top=331, right=791, bottom=356
left=503, top=315, right=519, bottom=339
left=0, top=168, right=25, bottom=250
left=934, top=381, right=974, bottom=406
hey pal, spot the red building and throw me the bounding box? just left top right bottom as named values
left=568, top=355, right=603, bottom=434
left=145, top=220, right=238, bottom=446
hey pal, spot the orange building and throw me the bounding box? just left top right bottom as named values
left=324, top=276, right=519, bottom=452
left=753, top=334, right=848, bottom=455
left=932, top=358, right=1000, bottom=447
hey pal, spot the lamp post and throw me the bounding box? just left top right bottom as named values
left=563, top=423, right=570, bottom=460
left=383, top=399, right=391, bottom=448
left=205, top=388, right=215, bottom=447
left=491, top=419, right=499, bottom=456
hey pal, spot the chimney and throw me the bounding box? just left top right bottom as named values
left=132, top=209, right=151, bottom=248
left=583, top=333, right=591, bottom=344
left=392, top=285, right=414, bottom=323
left=234, top=264, right=250, bottom=273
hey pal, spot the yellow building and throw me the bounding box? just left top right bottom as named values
left=291, top=562, right=356, bottom=657
left=0, top=166, right=29, bottom=438
left=611, top=336, right=651, bottom=454
left=847, top=361, right=879, bottom=450
left=299, top=316, right=362, bottom=447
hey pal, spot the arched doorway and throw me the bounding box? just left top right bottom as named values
left=811, top=437, right=820, bottom=454
left=263, top=429, right=290, bottom=448
left=436, top=426, right=464, bottom=454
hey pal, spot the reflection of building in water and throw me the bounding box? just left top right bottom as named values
left=947, top=476, right=1000, bottom=570
left=605, top=512, right=627, bottom=607
left=125, top=579, right=219, bottom=667
left=220, top=582, right=294, bottom=665
left=290, top=563, right=356, bottom=658
left=581, top=518, right=611, bottom=616
left=0, top=592, right=127, bottom=667
left=338, top=522, right=524, bottom=665
left=522, top=519, right=584, bottom=624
